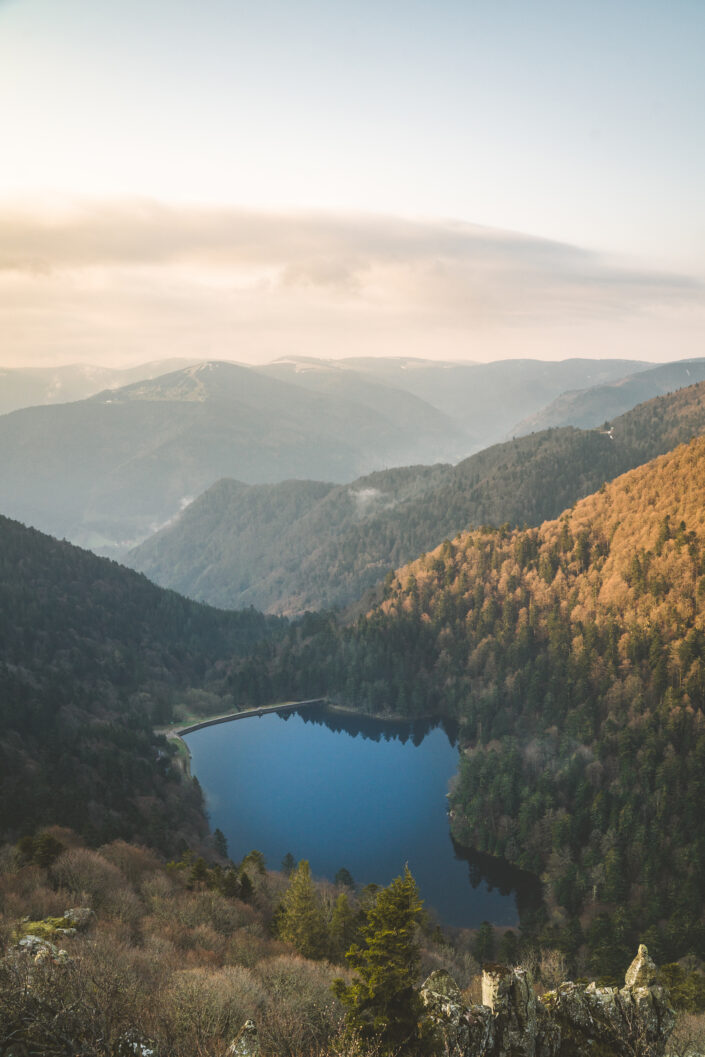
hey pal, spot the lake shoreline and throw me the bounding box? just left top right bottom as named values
left=157, top=697, right=438, bottom=774
left=181, top=706, right=535, bottom=928
left=157, top=698, right=329, bottom=772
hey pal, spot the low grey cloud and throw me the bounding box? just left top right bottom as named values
left=0, top=197, right=703, bottom=367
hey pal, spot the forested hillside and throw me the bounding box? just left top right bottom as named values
left=235, top=438, right=705, bottom=969
left=128, top=464, right=449, bottom=613
left=513, top=358, right=705, bottom=435
left=0, top=515, right=282, bottom=847
left=129, top=380, right=705, bottom=614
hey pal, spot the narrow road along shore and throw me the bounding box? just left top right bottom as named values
left=156, top=698, right=329, bottom=776
left=167, top=697, right=328, bottom=737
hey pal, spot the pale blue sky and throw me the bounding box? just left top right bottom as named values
left=0, top=0, right=703, bottom=365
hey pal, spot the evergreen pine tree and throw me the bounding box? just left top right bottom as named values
left=473, top=920, right=496, bottom=963
left=278, top=859, right=328, bottom=959
left=281, top=851, right=296, bottom=875
left=238, top=870, right=254, bottom=902
left=329, top=890, right=358, bottom=961
left=332, top=866, right=435, bottom=1055
left=213, top=828, right=228, bottom=859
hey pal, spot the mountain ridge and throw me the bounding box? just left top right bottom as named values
left=511, top=358, right=705, bottom=435
left=0, top=360, right=464, bottom=555
left=128, top=379, right=705, bottom=614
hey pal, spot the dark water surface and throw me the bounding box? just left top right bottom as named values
left=185, top=706, right=539, bottom=928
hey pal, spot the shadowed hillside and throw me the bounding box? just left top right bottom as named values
left=0, top=514, right=282, bottom=847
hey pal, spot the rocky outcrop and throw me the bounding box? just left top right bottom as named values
left=63, top=906, right=96, bottom=930
left=420, top=946, right=675, bottom=1057
left=12, top=908, right=95, bottom=967
left=227, top=1019, right=260, bottom=1057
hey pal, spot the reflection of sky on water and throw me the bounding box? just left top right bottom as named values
left=185, top=707, right=538, bottom=928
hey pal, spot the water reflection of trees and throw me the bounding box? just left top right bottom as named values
left=287, top=704, right=458, bottom=747
left=451, top=837, right=542, bottom=918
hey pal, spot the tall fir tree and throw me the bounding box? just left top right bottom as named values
left=329, top=890, right=358, bottom=961
left=333, top=866, right=435, bottom=1056
left=277, top=859, right=328, bottom=960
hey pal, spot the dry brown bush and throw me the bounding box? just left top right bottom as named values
left=176, top=888, right=262, bottom=936
left=156, top=964, right=267, bottom=1057
left=0, top=844, right=16, bottom=876
left=668, top=1011, right=705, bottom=1057
left=255, top=954, right=343, bottom=1057
left=0, top=865, right=67, bottom=921
left=539, top=948, right=569, bottom=989
left=0, top=933, right=158, bottom=1056
left=38, top=825, right=85, bottom=850
left=51, top=847, right=127, bottom=909
left=420, top=940, right=479, bottom=990
left=183, top=923, right=228, bottom=965
left=225, top=929, right=286, bottom=968
left=102, top=885, right=145, bottom=930
left=99, top=839, right=162, bottom=884
left=140, top=867, right=180, bottom=911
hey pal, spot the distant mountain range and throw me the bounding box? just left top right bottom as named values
left=0, top=360, right=464, bottom=554
left=256, top=355, right=650, bottom=449
left=0, top=355, right=658, bottom=556
left=512, top=358, right=705, bottom=434
left=127, top=380, right=705, bottom=614
left=0, top=358, right=198, bottom=415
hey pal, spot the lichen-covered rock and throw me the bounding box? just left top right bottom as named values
left=625, top=943, right=659, bottom=988
left=13, top=915, right=75, bottom=942
left=422, top=968, right=492, bottom=1056
left=421, top=946, right=675, bottom=1057
left=227, top=1019, right=260, bottom=1057
left=33, top=945, right=70, bottom=966
left=16, top=934, right=70, bottom=965
left=17, top=934, right=59, bottom=956
left=63, top=906, right=96, bottom=930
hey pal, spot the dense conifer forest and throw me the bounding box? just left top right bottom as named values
left=0, top=515, right=283, bottom=846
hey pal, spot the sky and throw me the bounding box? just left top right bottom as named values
left=1, top=0, right=703, bottom=367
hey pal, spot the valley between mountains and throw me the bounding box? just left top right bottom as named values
left=3, top=355, right=705, bottom=1054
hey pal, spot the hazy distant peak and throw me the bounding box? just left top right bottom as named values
left=89, top=360, right=261, bottom=404
left=341, top=356, right=476, bottom=371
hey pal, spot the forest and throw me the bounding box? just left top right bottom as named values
left=0, top=514, right=283, bottom=846
left=3, top=830, right=703, bottom=1056
left=230, top=437, right=705, bottom=972
left=5, top=399, right=705, bottom=1051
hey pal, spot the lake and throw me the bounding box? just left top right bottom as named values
left=184, top=705, right=539, bottom=928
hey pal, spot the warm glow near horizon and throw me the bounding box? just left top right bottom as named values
left=0, top=0, right=703, bottom=368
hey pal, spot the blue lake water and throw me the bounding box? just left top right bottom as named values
left=185, top=706, right=539, bottom=928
